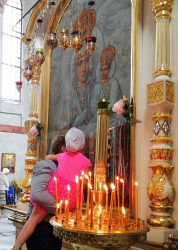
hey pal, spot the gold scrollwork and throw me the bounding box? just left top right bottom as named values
left=166, top=80, right=174, bottom=103
left=147, top=81, right=164, bottom=104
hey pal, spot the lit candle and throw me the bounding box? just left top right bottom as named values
left=135, top=181, right=138, bottom=223
left=113, top=184, right=117, bottom=218
left=59, top=200, right=63, bottom=217
left=86, top=183, right=92, bottom=215
left=120, top=179, right=124, bottom=207
left=122, top=206, right=126, bottom=224
left=99, top=182, right=102, bottom=203
left=67, top=185, right=70, bottom=215
left=116, top=176, right=120, bottom=216
left=90, top=189, right=94, bottom=228
left=104, top=185, right=108, bottom=218
left=80, top=171, right=84, bottom=214
left=89, top=171, right=92, bottom=180
left=65, top=200, right=68, bottom=221
left=108, top=183, right=115, bottom=228
left=57, top=203, right=59, bottom=219
left=99, top=205, right=102, bottom=229
left=54, top=177, right=58, bottom=210
left=75, top=175, right=79, bottom=224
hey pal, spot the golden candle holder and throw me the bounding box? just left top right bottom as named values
left=50, top=98, right=149, bottom=249
left=50, top=209, right=149, bottom=250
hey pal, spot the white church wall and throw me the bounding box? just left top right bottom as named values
left=0, top=132, right=27, bottom=182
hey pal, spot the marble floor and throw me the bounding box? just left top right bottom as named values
left=0, top=210, right=16, bottom=250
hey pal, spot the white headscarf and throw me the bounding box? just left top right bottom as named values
left=2, top=168, right=9, bottom=174
left=65, top=127, right=85, bottom=152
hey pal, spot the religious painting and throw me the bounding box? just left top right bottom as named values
left=48, top=0, right=131, bottom=139
left=1, top=153, right=16, bottom=173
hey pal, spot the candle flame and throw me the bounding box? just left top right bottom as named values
left=60, top=200, right=63, bottom=205
left=111, top=183, right=115, bottom=190
left=75, top=175, right=79, bottom=183
left=116, top=176, right=119, bottom=181
left=67, top=185, right=70, bottom=191
left=81, top=171, right=84, bottom=176
left=89, top=171, right=92, bottom=177
left=120, top=179, right=124, bottom=184
left=54, top=177, right=57, bottom=182
left=122, top=206, right=126, bottom=215
left=99, top=205, right=102, bottom=213
left=65, top=200, right=68, bottom=206
left=57, top=203, right=60, bottom=208
left=135, top=181, right=138, bottom=186
left=104, top=184, right=108, bottom=192
left=88, top=183, right=92, bottom=189
left=84, top=174, right=89, bottom=180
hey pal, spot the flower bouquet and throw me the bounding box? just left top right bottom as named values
left=28, top=122, right=43, bottom=140
left=112, top=95, right=133, bottom=123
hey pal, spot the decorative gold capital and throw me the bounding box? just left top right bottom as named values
left=150, top=0, right=173, bottom=14
left=147, top=80, right=174, bottom=105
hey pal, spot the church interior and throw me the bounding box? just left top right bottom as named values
left=0, top=0, right=178, bottom=249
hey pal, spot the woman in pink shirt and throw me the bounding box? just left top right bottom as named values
left=13, top=127, right=91, bottom=249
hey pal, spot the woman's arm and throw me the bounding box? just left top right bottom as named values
left=46, top=154, right=58, bottom=161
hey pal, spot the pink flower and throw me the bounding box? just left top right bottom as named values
left=27, top=125, right=38, bottom=138
left=123, top=95, right=127, bottom=101
left=112, top=99, right=125, bottom=116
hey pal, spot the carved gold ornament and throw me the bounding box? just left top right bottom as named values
left=147, top=80, right=174, bottom=104
left=150, top=148, right=173, bottom=160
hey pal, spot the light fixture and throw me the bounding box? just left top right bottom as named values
left=23, top=65, right=33, bottom=81
left=86, top=1, right=97, bottom=55
left=58, top=28, right=69, bottom=50
left=70, top=31, right=83, bottom=53
left=46, top=32, right=58, bottom=49
left=15, top=81, right=23, bottom=91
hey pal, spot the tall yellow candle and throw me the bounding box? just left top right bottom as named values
left=99, top=205, right=102, bottom=229
left=116, top=176, right=120, bottom=216
left=67, top=185, right=70, bottom=215
left=80, top=171, right=84, bottom=214
left=120, top=179, right=124, bottom=207
left=57, top=203, right=59, bottom=219
left=53, top=177, right=58, bottom=211
left=75, top=175, right=79, bottom=224
left=86, top=183, right=92, bottom=215
left=59, top=200, right=63, bottom=217
left=65, top=200, right=68, bottom=221
left=135, top=181, right=138, bottom=222
left=104, top=185, right=108, bottom=218
left=108, top=183, right=114, bottom=228
left=90, top=189, right=94, bottom=228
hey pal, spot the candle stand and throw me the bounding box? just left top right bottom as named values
left=50, top=209, right=149, bottom=250
left=50, top=99, right=149, bottom=249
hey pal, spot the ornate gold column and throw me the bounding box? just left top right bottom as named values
left=94, top=99, right=110, bottom=191
left=21, top=48, right=41, bottom=203
left=147, top=0, right=175, bottom=228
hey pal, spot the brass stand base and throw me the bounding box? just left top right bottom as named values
left=50, top=217, right=149, bottom=250
left=147, top=215, right=175, bottom=229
